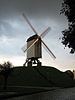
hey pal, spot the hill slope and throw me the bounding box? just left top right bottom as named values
left=0, top=66, right=75, bottom=93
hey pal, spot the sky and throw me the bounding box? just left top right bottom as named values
left=0, top=0, right=75, bottom=71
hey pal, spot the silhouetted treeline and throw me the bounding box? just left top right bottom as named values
left=0, top=61, right=13, bottom=89
left=61, top=0, right=75, bottom=53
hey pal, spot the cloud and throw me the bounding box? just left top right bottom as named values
left=0, top=0, right=63, bottom=19
left=0, top=20, right=15, bottom=37
left=0, top=0, right=66, bottom=39
left=0, top=35, right=24, bottom=56
left=0, top=54, right=25, bottom=66
left=0, top=0, right=75, bottom=71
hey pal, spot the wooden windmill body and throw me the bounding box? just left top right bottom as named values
left=22, top=14, right=56, bottom=67
left=27, top=34, right=42, bottom=59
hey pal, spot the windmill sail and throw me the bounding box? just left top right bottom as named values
left=40, top=27, right=51, bottom=38
left=23, top=13, right=37, bottom=34
left=22, top=13, right=56, bottom=61
left=23, top=27, right=51, bottom=53
left=41, top=39, right=56, bottom=59
left=22, top=44, right=27, bottom=52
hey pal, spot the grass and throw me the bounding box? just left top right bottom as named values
left=0, top=66, right=75, bottom=93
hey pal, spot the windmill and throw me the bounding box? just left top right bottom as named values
left=22, top=14, right=56, bottom=67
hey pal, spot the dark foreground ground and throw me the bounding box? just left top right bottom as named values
left=0, top=66, right=75, bottom=99
left=1, top=87, right=75, bottom=100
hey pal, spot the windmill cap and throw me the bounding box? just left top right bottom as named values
left=27, top=34, right=39, bottom=42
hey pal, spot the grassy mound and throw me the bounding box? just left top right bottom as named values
left=0, top=66, right=75, bottom=93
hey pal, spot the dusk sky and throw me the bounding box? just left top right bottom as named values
left=0, top=0, right=75, bottom=71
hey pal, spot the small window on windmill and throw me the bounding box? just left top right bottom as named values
left=27, top=34, right=42, bottom=59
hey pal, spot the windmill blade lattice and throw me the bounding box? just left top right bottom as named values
left=41, top=39, right=56, bottom=59
left=23, top=27, right=51, bottom=53
left=22, top=44, right=27, bottom=52
left=40, top=27, right=51, bottom=38
left=23, top=13, right=38, bottom=34
left=22, top=13, right=56, bottom=64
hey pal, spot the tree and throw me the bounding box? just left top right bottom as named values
left=61, top=0, right=75, bottom=53
left=0, top=61, right=12, bottom=89
left=65, top=70, right=74, bottom=79
left=0, top=64, right=3, bottom=70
